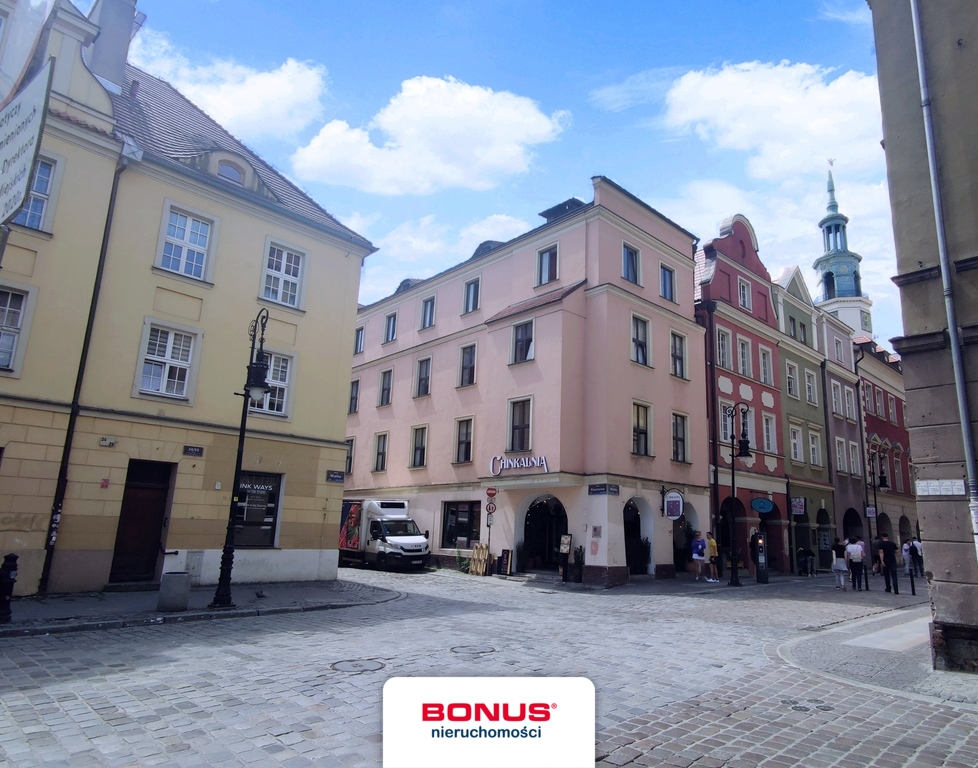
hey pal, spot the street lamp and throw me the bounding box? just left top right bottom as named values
left=867, top=448, right=889, bottom=542
left=210, top=308, right=271, bottom=608
left=723, top=402, right=752, bottom=587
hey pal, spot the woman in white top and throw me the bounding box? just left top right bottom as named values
left=844, top=536, right=864, bottom=591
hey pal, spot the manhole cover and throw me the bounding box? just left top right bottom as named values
left=451, top=645, right=495, bottom=655
left=331, top=660, right=385, bottom=673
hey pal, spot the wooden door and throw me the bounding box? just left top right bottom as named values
left=109, top=461, right=172, bottom=582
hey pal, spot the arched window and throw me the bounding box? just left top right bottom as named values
left=217, top=160, right=244, bottom=185
left=823, top=272, right=836, bottom=300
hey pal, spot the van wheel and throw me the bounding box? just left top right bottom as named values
left=377, top=554, right=387, bottom=570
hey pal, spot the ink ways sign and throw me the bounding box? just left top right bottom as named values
left=383, top=677, right=594, bottom=767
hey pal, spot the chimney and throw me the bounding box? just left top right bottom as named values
left=84, top=0, right=138, bottom=95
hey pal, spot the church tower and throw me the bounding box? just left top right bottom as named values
left=812, top=170, right=874, bottom=336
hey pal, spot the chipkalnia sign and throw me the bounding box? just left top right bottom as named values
left=489, top=454, right=549, bottom=476
left=1, top=58, right=52, bottom=225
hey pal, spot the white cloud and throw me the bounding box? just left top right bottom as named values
left=818, top=2, right=872, bottom=26
left=291, top=76, right=569, bottom=195
left=588, top=67, right=690, bottom=112
left=128, top=29, right=327, bottom=142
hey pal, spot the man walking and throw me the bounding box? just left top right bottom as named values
left=878, top=532, right=900, bottom=594
left=911, top=537, right=925, bottom=577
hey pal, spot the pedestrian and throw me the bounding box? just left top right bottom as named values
left=878, top=532, right=900, bottom=594
left=845, top=536, right=864, bottom=591
left=691, top=531, right=707, bottom=581
left=831, top=537, right=848, bottom=590
left=902, top=539, right=913, bottom=575
left=911, top=537, right=925, bottom=577
left=858, top=536, right=869, bottom=585
left=706, top=532, right=720, bottom=583
left=871, top=535, right=883, bottom=575
left=803, top=546, right=816, bottom=577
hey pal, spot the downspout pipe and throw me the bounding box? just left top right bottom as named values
left=38, top=156, right=129, bottom=593
left=910, top=0, right=978, bottom=565
left=705, top=301, right=722, bottom=574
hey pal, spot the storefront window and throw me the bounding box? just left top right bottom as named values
left=442, top=501, right=481, bottom=549
left=234, top=472, right=281, bottom=547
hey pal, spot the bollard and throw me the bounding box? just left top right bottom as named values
left=0, top=553, right=18, bottom=624
left=909, top=569, right=916, bottom=596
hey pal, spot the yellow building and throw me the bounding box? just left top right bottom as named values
left=0, top=0, right=373, bottom=594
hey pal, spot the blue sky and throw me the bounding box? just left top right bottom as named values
left=104, top=0, right=899, bottom=345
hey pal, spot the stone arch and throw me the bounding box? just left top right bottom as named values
left=521, top=494, right=568, bottom=571
left=842, top=508, right=863, bottom=540
left=876, top=512, right=893, bottom=539
left=623, top=495, right=655, bottom=575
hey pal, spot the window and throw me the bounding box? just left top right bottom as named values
left=888, top=394, right=898, bottom=423
left=633, top=403, right=650, bottom=456
left=670, top=333, right=685, bottom=378
left=790, top=427, right=802, bottom=462
left=0, top=289, right=26, bottom=371
left=411, top=426, right=427, bottom=468
left=455, top=418, right=473, bottom=464
left=510, top=398, right=531, bottom=452
left=809, top=432, right=822, bottom=466
left=538, top=247, right=558, bottom=285
left=632, top=316, right=649, bottom=366
left=660, top=264, right=675, bottom=301
left=738, top=338, right=752, bottom=377
left=894, top=457, right=904, bottom=492
left=719, top=402, right=734, bottom=443
left=379, top=369, right=393, bottom=406
left=831, top=381, right=843, bottom=415
left=845, top=387, right=856, bottom=419
left=762, top=414, right=777, bottom=453
left=263, top=243, right=302, bottom=307
left=463, top=278, right=481, bottom=313
left=374, top=433, right=388, bottom=472
left=420, top=297, right=435, bottom=330
left=251, top=353, right=290, bottom=415
left=442, top=501, right=481, bottom=549
left=876, top=388, right=885, bottom=417
left=786, top=362, right=799, bottom=398
left=789, top=317, right=797, bottom=338
left=12, top=159, right=54, bottom=230
left=799, top=323, right=807, bottom=344
left=384, top=313, right=397, bottom=343
left=233, top=471, right=281, bottom=548
left=416, top=358, right=431, bottom=397
left=623, top=244, right=640, bottom=284
left=836, top=438, right=848, bottom=473
left=849, top=442, right=861, bottom=476
left=759, top=347, right=773, bottom=385
left=738, top=278, right=752, bottom=310
left=671, top=413, right=688, bottom=462
left=717, top=329, right=731, bottom=370
left=349, top=379, right=360, bottom=414
left=217, top=160, right=244, bottom=184
left=459, top=344, right=477, bottom=387
left=140, top=326, right=194, bottom=398
left=354, top=326, right=364, bottom=354
left=513, top=320, right=534, bottom=363
left=345, top=438, right=354, bottom=474
left=805, top=370, right=817, bottom=405
left=835, top=338, right=845, bottom=363
left=159, top=207, right=211, bottom=280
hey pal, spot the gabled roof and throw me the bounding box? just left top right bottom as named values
left=775, top=265, right=816, bottom=307
left=485, top=280, right=587, bottom=325
left=110, top=64, right=374, bottom=251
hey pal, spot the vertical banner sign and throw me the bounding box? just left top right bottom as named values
left=790, top=497, right=806, bottom=516
left=1, top=58, right=53, bottom=225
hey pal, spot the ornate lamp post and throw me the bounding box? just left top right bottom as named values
left=867, top=448, right=889, bottom=542
left=210, top=308, right=271, bottom=608
left=723, top=402, right=753, bottom=587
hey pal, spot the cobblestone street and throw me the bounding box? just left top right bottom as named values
left=2, top=569, right=977, bottom=767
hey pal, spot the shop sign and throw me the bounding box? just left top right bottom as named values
left=325, top=470, right=345, bottom=483
left=559, top=534, right=572, bottom=554
left=751, top=497, right=775, bottom=514
left=790, top=497, right=806, bottom=516
left=866, top=505, right=877, bottom=519
left=489, top=454, right=549, bottom=476
left=664, top=490, right=684, bottom=520
left=183, top=445, right=204, bottom=457
left=1, top=59, right=53, bottom=225
left=588, top=483, right=620, bottom=496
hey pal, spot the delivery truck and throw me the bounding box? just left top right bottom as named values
left=339, top=499, right=431, bottom=569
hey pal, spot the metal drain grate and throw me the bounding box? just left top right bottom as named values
left=331, top=659, right=386, bottom=673
left=451, top=645, right=495, bottom=655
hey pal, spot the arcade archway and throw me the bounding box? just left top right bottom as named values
left=842, top=508, right=863, bottom=540
left=523, top=495, right=568, bottom=570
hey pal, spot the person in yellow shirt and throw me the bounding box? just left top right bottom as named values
left=706, top=532, right=720, bottom=583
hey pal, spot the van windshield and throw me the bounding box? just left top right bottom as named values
left=383, top=519, right=421, bottom=537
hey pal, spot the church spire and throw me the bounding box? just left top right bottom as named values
left=826, top=169, right=839, bottom=214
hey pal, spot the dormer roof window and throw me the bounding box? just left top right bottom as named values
left=218, top=160, right=244, bottom=185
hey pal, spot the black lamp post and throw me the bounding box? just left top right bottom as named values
left=867, top=449, right=889, bottom=542
left=723, top=402, right=753, bottom=587
left=210, top=308, right=271, bottom=608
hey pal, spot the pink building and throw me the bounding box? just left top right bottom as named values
left=345, top=177, right=709, bottom=585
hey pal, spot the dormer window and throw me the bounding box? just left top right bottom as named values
left=218, top=161, right=244, bottom=185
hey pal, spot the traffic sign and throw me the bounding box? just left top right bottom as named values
left=486, top=487, right=497, bottom=498
left=486, top=512, right=494, bottom=527
left=485, top=501, right=496, bottom=514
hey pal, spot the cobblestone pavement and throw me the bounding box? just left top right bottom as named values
left=1, top=568, right=976, bottom=767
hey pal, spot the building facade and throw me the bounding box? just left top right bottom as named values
left=0, top=0, right=373, bottom=594
left=345, top=177, right=709, bottom=586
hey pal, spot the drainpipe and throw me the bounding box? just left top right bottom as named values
left=910, top=0, right=978, bottom=565
left=38, top=156, right=129, bottom=593
left=705, top=300, right=722, bottom=575
left=854, top=346, right=870, bottom=535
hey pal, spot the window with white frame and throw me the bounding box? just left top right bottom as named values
left=0, top=288, right=27, bottom=372
left=411, top=426, right=427, bottom=468
left=263, top=243, right=303, bottom=307
left=894, top=456, right=904, bottom=492
left=831, top=381, right=843, bottom=415
left=251, top=353, right=290, bottom=415
left=790, top=426, right=802, bottom=462
left=455, top=417, right=473, bottom=464
left=538, top=246, right=558, bottom=285
left=738, top=277, right=752, bottom=310
left=159, top=207, right=212, bottom=280
left=719, top=402, right=737, bottom=444
left=786, top=362, right=799, bottom=398
left=384, top=312, right=397, bottom=343
left=510, top=398, right=531, bottom=452
left=633, top=402, right=651, bottom=456
left=217, top=160, right=244, bottom=184
left=805, top=370, right=818, bottom=405
left=416, top=357, right=431, bottom=397
left=632, top=315, right=649, bottom=366
left=512, top=320, right=534, bottom=363
left=420, top=297, right=435, bottom=330
left=378, top=368, right=393, bottom=406
left=738, top=338, right=752, bottom=377
left=139, top=325, right=196, bottom=399
left=12, top=158, right=55, bottom=230
left=672, top=413, right=688, bottom=462
left=849, top=442, right=861, bottom=476
left=623, top=244, right=640, bottom=284
left=670, top=332, right=685, bottom=378
left=463, top=278, right=481, bottom=313
left=809, top=432, right=822, bottom=466
left=660, top=264, right=675, bottom=301
left=345, top=438, right=354, bottom=474
left=459, top=344, right=476, bottom=387
left=835, top=338, right=845, bottom=363
left=717, top=328, right=732, bottom=369
left=799, top=322, right=807, bottom=344
left=876, top=388, right=885, bottom=417
left=759, top=347, right=773, bottom=385
left=354, top=326, right=364, bottom=354
left=374, top=433, right=388, bottom=472
left=789, top=317, right=797, bottom=338
left=762, top=414, right=777, bottom=453
left=864, top=383, right=874, bottom=414
left=888, top=394, right=898, bottom=423
left=349, top=379, right=359, bottom=414
left=845, top=386, right=856, bottom=419
left=836, top=437, right=848, bottom=473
